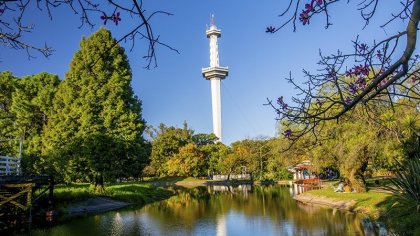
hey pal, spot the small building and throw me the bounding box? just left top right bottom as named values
left=287, top=160, right=320, bottom=185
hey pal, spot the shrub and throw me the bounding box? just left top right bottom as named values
left=386, top=157, right=420, bottom=235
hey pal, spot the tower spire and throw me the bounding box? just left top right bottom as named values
left=202, top=15, right=229, bottom=142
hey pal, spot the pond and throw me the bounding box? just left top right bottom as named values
left=31, top=185, right=374, bottom=236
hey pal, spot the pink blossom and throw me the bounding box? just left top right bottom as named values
left=112, top=12, right=121, bottom=26
left=345, top=96, right=352, bottom=105
left=300, top=11, right=310, bottom=25
left=266, top=26, right=276, bottom=33
left=349, top=83, right=358, bottom=94
left=357, top=43, right=368, bottom=53
left=100, top=13, right=108, bottom=25
left=355, top=77, right=366, bottom=88
left=304, top=3, right=313, bottom=11
left=284, top=129, right=292, bottom=138
left=312, top=0, right=323, bottom=6
left=347, top=64, right=369, bottom=77
left=101, top=12, right=122, bottom=26
left=277, top=96, right=289, bottom=110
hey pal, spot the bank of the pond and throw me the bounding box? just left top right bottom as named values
left=294, top=188, right=392, bottom=219
left=66, top=197, right=132, bottom=217
left=54, top=182, right=174, bottom=218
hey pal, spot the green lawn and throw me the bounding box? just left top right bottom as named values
left=53, top=181, right=174, bottom=208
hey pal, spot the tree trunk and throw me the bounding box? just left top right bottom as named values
left=350, top=151, right=369, bottom=193
left=94, top=173, right=105, bottom=194
left=348, top=173, right=366, bottom=193
left=347, top=161, right=367, bottom=193
left=342, top=147, right=370, bottom=193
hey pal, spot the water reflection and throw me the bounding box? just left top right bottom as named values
left=216, top=214, right=226, bottom=236
left=32, top=185, right=370, bottom=236
left=290, top=183, right=322, bottom=196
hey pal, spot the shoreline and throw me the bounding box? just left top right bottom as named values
left=61, top=180, right=384, bottom=220
left=62, top=179, right=264, bottom=217
left=293, top=193, right=363, bottom=213
left=65, top=197, right=135, bottom=217
left=293, top=191, right=391, bottom=235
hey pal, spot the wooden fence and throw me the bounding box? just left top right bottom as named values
left=0, top=156, right=20, bottom=175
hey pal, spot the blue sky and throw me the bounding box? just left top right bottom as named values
left=0, top=1, right=410, bottom=144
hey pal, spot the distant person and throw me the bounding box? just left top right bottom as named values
left=335, top=181, right=344, bottom=192
left=303, top=169, right=309, bottom=179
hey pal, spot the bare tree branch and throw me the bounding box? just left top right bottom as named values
left=0, top=0, right=178, bottom=68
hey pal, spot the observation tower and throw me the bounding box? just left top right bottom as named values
left=202, top=15, right=229, bottom=142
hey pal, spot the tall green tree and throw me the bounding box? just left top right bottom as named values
left=42, top=28, right=147, bottom=192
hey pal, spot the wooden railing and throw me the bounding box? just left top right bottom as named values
left=295, top=177, right=322, bottom=185
left=0, top=156, right=20, bottom=175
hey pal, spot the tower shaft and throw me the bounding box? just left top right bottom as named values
left=211, top=78, right=222, bottom=141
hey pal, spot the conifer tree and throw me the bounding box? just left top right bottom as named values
left=42, top=28, right=147, bottom=192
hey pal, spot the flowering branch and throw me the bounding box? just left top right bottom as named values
left=266, top=0, right=419, bottom=141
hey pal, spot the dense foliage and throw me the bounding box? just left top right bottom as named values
left=145, top=122, right=220, bottom=177
left=144, top=124, right=293, bottom=181
left=0, top=71, right=60, bottom=170
left=0, top=28, right=149, bottom=193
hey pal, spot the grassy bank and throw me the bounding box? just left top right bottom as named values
left=299, top=180, right=420, bottom=235
left=53, top=181, right=174, bottom=208
left=298, top=188, right=392, bottom=218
